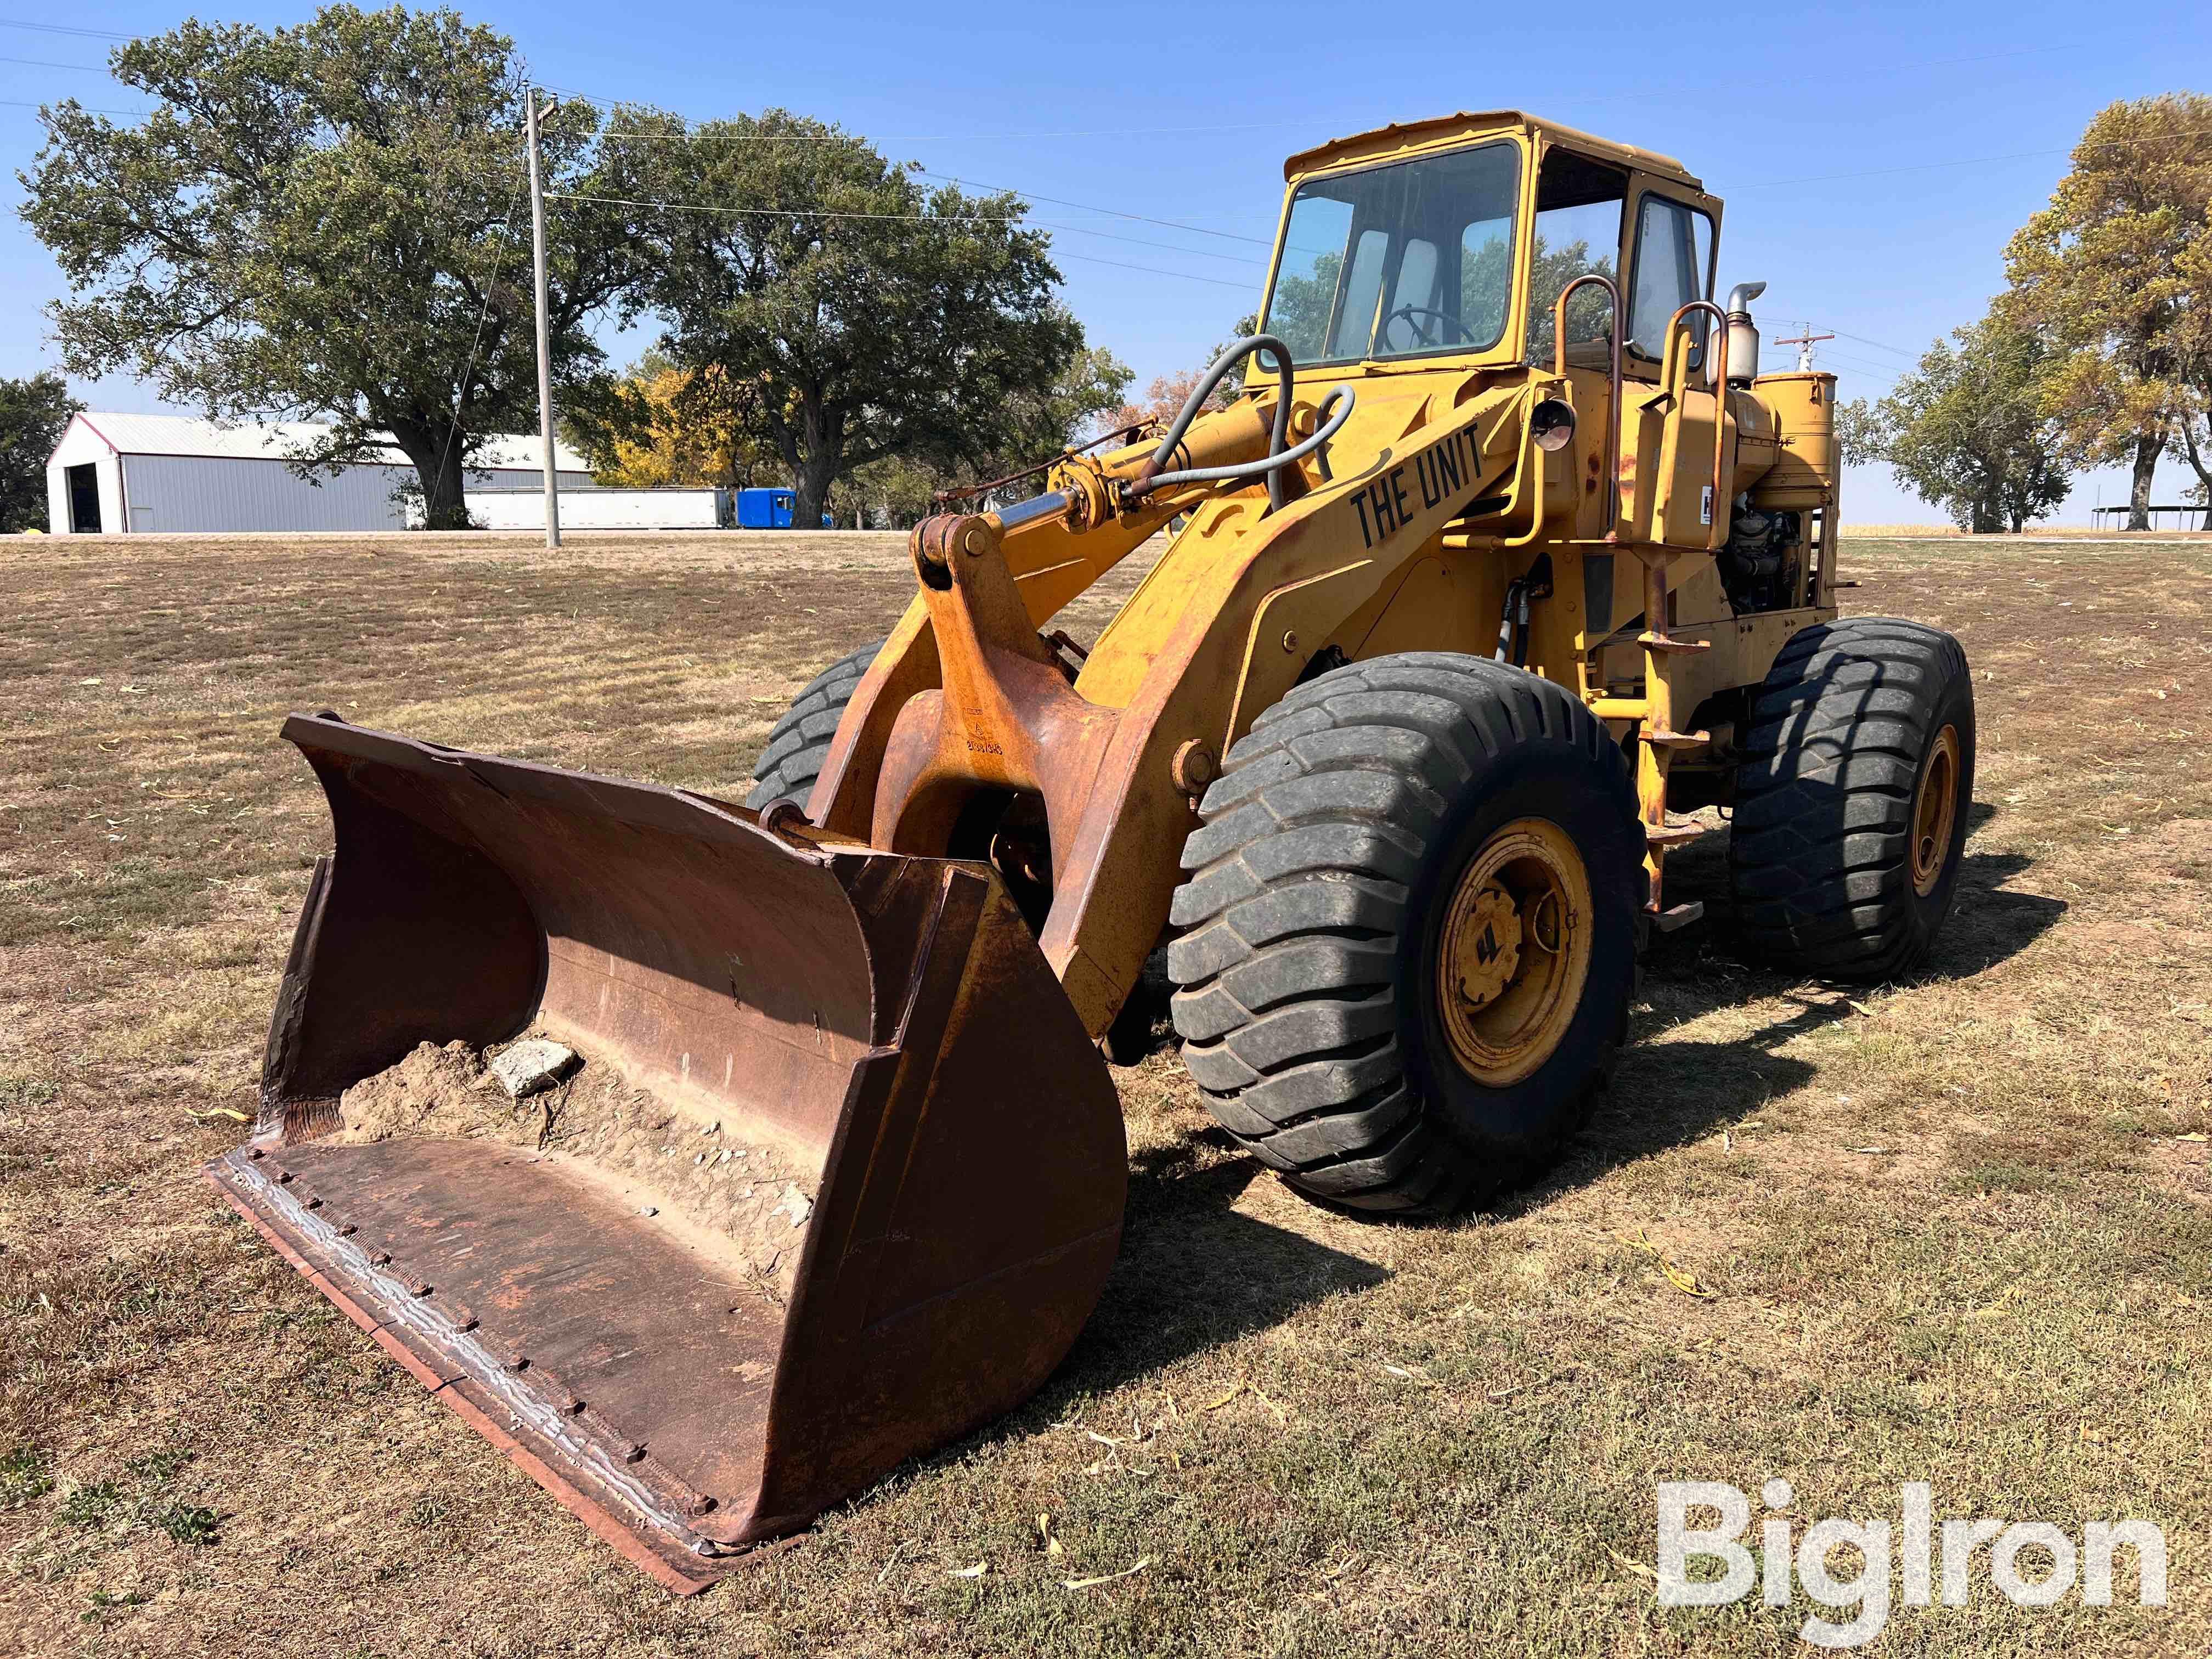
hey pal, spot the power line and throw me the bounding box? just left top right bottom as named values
left=546, top=187, right=1264, bottom=266
left=0, top=53, right=119, bottom=75
left=545, top=188, right=1254, bottom=289
left=1802, top=325, right=1918, bottom=360
left=1726, top=124, right=2212, bottom=191
left=433, top=173, right=528, bottom=494
left=547, top=188, right=1061, bottom=224
left=912, top=168, right=1274, bottom=246
left=596, top=119, right=1285, bottom=145
left=0, top=19, right=133, bottom=40
left=0, top=98, right=150, bottom=116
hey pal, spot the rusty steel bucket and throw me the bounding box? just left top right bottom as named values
left=208, top=713, right=1125, bottom=1592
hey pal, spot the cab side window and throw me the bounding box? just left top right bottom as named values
left=1627, top=195, right=1714, bottom=369
left=1525, top=149, right=1627, bottom=369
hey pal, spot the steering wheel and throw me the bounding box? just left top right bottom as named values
left=1381, top=304, right=1475, bottom=352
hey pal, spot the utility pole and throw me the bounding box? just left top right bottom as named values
left=525, top=87, right=561, bottom=550
left=1774, top=325, right=1834, bottom=374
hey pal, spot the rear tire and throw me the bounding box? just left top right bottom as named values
left=1165, top=653, right=1644, bottom=1216
left=745, top=640, right=883, bottom=811
left=1728, top=618, right=1975, bottom=980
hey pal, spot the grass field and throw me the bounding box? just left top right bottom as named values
left=2, top=528, right=2208, bottom=1657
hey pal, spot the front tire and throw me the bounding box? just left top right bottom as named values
left=1729, top=618, right=1976, bottom=980
left=745, top=639, right=883, bottom=811
left=1165, top=653, right=1645, bottom=1216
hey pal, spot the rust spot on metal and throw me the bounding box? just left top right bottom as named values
left=1171, top=740, right=1218, bottom=800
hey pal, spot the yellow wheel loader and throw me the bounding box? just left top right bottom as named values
left=211, top=110, right=1976, bottom=1589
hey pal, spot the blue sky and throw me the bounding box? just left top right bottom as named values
left=4, top=1, right=2207, bottom=523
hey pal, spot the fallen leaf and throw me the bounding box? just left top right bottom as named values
left=1036, top=1512, right=1064, bottom=1559
left=1847, top=1146, right=1891, bottom=1155
left=1608, top=1545, right=1660, bottom=1582
left=946, top=1561, right=988, bottom=1579
left=187, top=1107, right=251, bottom=1124
left=1968, top=1280, right=2028, bottom=1319
left=2175, top=1133, right=2208, bottom=1143
left=1618, top=1228, right=1716, bottom=1298
left=1062, top=1556, right=1150, bottom=1591
left=1488, top=1365, right=1578, bottom=1403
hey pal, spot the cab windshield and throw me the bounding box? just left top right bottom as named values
left=1263, top=141, right=1519, bottom=366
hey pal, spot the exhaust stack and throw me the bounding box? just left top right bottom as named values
left=1726, top=280, right=1768, bottom=384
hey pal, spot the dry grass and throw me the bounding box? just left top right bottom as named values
left=1, top=528, right=2208, bottom=1656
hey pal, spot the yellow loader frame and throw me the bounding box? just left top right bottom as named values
left=804, top=109, right=1840, bottom=1037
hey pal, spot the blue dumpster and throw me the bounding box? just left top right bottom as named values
left=736, top=487, right=798, bottom=529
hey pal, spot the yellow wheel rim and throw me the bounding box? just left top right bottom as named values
left=1436, top=817, right=1593, bottom=1087
left=1910, top=725, right=1961, bottom=898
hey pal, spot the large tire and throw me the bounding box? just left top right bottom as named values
left=744, top=640, right=883, bottom=811
left=1729, top=618, right=1975, bottom=980
left=1165, top=653, right=1645, bottom=1216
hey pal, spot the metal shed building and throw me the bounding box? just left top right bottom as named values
left=44, top=412, right=591, bottom=534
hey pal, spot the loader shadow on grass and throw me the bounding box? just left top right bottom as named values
left=893, top=803, right=2070, bottom=1476
left=1058, top=1152, right=1393, bottom=1401
left=1531, top=805, right=2066, bottom=1204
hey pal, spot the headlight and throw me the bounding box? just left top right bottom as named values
left=1530, top=398, right=1577, bottom=453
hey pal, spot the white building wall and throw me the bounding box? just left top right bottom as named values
left=464, top=487, right=729, bottom=530
left=120, top=453, right=416, bottom=533
left=42, top=411, right=595, bottom=534
left=46, top=419, right=126, bottom=534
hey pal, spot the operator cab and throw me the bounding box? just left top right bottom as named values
left=1261, top=110, right=1721, bottom=380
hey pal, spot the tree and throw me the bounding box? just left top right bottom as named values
left=0, top=372, right=81, bottom=532
left=830, top=345, right=1130, bottom=527
left=578, top=350, right=776, bottom=491
left=1109, top=317, right=1254, bottom=433
left=20, top=7, right=638, bottom=528
left=1843, top=313, right=2072, bottom=534
left=597, top=108, right=1099, bottom=527
left=2002, top=94, right=2212, bottom=529
left=2169, top=205, right=2212, bottom=528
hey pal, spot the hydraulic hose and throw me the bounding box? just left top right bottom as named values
left=1124, top=334, right=1356, bottom=511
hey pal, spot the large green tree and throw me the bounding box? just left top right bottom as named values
left=594, top=108, right=1098, bottom=527
left=0, top=372, right=81, bottom=532
left=2002, top=94, right=2212, bottom=529
left=20, top=6, right=636, bottom=528
left=1841, top=313, right=2072, bottom=534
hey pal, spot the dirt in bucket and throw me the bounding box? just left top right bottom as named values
left=330, top=1039, right=817, bottom=1303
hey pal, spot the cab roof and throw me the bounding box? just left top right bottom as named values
left=1283, top=110, right=1703, bottom=192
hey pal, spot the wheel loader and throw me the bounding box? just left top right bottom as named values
left=210, top=110, right=1975, bottom=1589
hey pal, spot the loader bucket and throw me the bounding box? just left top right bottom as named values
left=208, top=714, right=1125, bottom=1592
